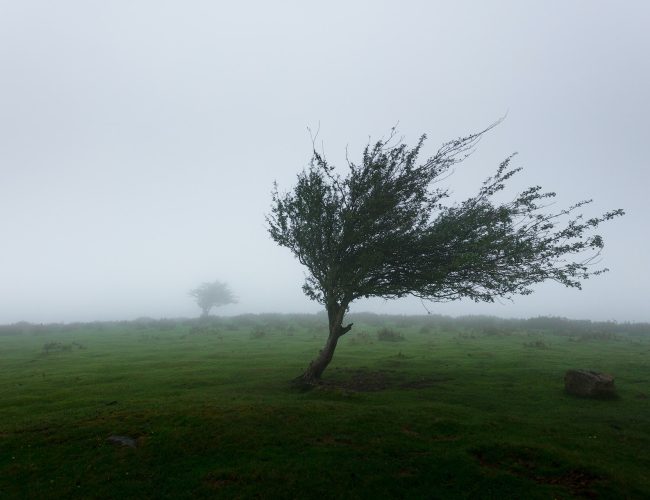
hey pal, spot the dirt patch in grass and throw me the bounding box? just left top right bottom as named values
left=320, top=369, right=393, bottom=391
left=318, top=368, right=453, bottom=392
left=471, top=444, right=605, bottom=497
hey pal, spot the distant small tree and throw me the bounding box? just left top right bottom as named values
left=189, top=280, right=237, bottom=318
left=267, top=123, right=623, bottom=384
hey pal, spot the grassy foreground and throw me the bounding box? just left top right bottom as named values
left=1, top=314, right=649, bottom=499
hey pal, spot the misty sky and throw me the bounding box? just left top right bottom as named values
left=1, top=1, right=648, bottom=324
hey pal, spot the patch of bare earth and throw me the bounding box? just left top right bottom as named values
left=319, top=369, right=394, bottom=391
left=320, top=369, right=451, bottom=392
left=472, top=446, right=604, bottom=498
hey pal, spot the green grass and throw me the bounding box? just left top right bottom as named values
left=1, top=315, right=650, bottom=498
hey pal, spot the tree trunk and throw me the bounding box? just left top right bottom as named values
left=297, top=303, right=353, bottom=385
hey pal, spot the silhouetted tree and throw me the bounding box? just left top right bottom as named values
left=267, top=123, right=623, bottom=384
left=189, top=280, right=237, bottom=317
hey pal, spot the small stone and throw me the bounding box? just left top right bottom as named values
left=107, top=435, right=137, bottom=448
left=564, top=370, right=616, bottom=398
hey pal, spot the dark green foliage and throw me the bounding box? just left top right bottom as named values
left=4, top=314, right=648, bottom=339
left=42, top=341, right=72, bottom=353
left=42, top=341, right=85, bottom=354
left=268, top=124, right=623, bottom=308
left=250, top=327, right=266, bottom=339
left=377, top=327, right=405, bottom=342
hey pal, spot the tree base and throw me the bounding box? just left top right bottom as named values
left=290, top=374, right=321, bottom=391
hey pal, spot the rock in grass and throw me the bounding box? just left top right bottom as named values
left=564, top=370, right=616, bottom=398
left=107, top=435, right=137, bottom=448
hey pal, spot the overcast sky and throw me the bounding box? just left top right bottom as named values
left=1, top=1, right=648, bottom=324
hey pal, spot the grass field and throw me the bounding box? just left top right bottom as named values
left=1, top=314, right=649, bottom=499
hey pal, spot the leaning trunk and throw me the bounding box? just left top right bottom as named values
left=298, top=304, right=353, bottom=385
left=300, top=332, right=340, bottom=382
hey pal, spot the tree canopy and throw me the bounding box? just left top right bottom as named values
left=267, top=124, right=623, bottom=383
left=189, top=280, right=237, bottom=318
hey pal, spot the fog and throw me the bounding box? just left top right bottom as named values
left=1, top=1, right=648, bottom=324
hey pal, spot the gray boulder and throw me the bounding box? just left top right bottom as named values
left=564, top=369, right=616, bottom=398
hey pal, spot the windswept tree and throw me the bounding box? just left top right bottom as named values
left=267, top=124, right=623, bottom=384
left=189, top=280, right=237, bottom=317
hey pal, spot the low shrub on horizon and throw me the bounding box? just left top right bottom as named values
left=377, top=328, right=405, bottom=342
